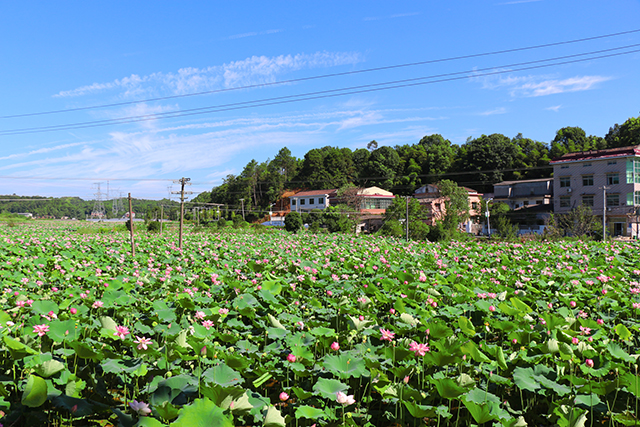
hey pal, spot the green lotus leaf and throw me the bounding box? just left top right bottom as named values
left=21, top=374, right=48, bottom=408
left=312, top=378, right=349, bottom=400
left=170, top=398, right=233, bottom=427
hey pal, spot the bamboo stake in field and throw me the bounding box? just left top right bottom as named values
left=128, top=193, right=135, bottom=256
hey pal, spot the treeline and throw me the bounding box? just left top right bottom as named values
left=0, top=195, right=180, bottom=220
left=208, top=116, right=640, bottom=220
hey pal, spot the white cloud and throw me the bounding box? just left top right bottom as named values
left=514, top=76, right=612, bottom=97
left=546, top=105, right=562, bottom=112
left=477, top=73, right=612, bottom=97
left=477, top=107, right=507, bottom=116
left=54, top=51, right=364, bottom=98
left=0, top=142, right=86, bottom=161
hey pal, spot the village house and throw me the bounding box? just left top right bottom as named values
left=550, top=144, right=640, bottom=237
left=413, top=184, right=483, bottom=234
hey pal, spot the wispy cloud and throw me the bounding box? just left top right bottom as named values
left=546, top=105, right=562, bottom=112
left=364, top=12, right=420, bottom=21
left=224, top=29, right=283, bottom=40
left=477, top=107, right=507, bottom=116
left=54, top=51, right=364, bottom=98
left=0, top=142, right=86, bottom=161
left=514, top=76, right=612, bottom=97
left=0, top=103, right=443, bottom=197
left=477, top=73, right=612, bottom=97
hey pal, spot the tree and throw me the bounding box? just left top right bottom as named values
left=284, top=212, right=302, bottom=233
left=437, top=180, right=470, bottom=233
left=367, top=140, right=378, bottom=151
left=605, top=116, right=640, bottom=148
left=419, top=134, right=455, bottom=181
left=545, top=205, right=601, bottom=238
left=364, top=146, right=401, bottom=189
left=380, top=197, right=429, bottom=240
left=462, top=134, right=516, bottom=192
left=321, top=205, right=358, bottom=233
left=549, top=127, right=605, bottom=158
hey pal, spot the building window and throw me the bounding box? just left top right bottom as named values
left=309, top=198, right=314, bottom=205
left=608, top=160, right=617, bottom=165
left=582, top=175, right=594, bottom=186
left=560, top=165, right=569, bottom=169
left=560, top=176, right=571, bottom=187
left=300, top=199, right=306, bottom=205
left=560, top=196, right=571, bottom=207
left=318, top=197, right=324, bottom=204
left=291, top=199, right=296, bottom=206
left=582, top=195, right=594, bottom=207
left=628, top=191, right=640, bottom=206
left=607, top=173, right=619, bottom=185
left=583, top=162, right=592, bottom=167
left=627, top=159, right=640, bottom=184
left=471, top=202, right=478, bottom=210
left=606, top=193, right=619, bottom=206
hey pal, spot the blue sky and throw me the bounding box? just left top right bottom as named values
left=1, top=1, right=639, bottom=200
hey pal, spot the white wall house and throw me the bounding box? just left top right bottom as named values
left=290, top=189, right=337, bottom=213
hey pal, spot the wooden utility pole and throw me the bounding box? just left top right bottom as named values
left=160, top=205, right=164, bottom=235
left=405, top=196, right=409, bottom=242
left=239, top=199, right=245, bottom=221
left=128, top=193, right=135, bottom=256
left=172, top=178, right=192, bottom=250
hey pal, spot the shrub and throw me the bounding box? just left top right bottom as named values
left=285, top=212, right=302, bottom=233
left=147, top=221, right=161, bottom=233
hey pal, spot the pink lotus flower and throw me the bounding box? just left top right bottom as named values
left=287, top=353, right=296, bottom=363
left=379, top=328, right=395, bottom=342
left=33, top=324, right=49, bottom=337
left=279, top=392, right=289, bottom=401
left=489, top=306, right=496, bottom=312
left=585, top=359, right=594, bottom=368
left=129, top=400, right=151, bottom=416
left=114, top=325, right=130, bottom=339
left=92, top=301, right=103, bottom=309
left=202, top=320, right=214, bottom=330
left=135, top=336, right=152, bottom=350
left=218, top=308, right=229, bottom=315
left=70, top=307, right=77, bottom=315
left=331, top=342, right=340, bottom=351
left=409, top=341, right=430, bottom=356
left=336, top=391, right=355, bottom=405
left=195, top=311, right=206, bottom=320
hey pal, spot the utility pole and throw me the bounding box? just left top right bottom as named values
left=128, top=193, right=135, bottom=256
left=485, top=198, right=492, bottom=237
left=239, top=199, right=245, bottom=221
left=172, top=178, right=192, bottom=250
left=160, top=205, right=164, bottom=235
left=602, top=186, right=609, bottom=241
left=405, top=196, right=409, bottom=242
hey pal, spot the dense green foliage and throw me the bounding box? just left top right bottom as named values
left=207, top=116, right=640, bottom=215
left=0, top=196, right=179, bottom=220
left=1, top=225, right=640, bottom=426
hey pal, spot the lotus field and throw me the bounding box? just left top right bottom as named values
left=1, top=225, right=640, bottom=426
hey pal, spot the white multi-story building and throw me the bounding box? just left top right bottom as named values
left=289, top=189, right=336, bottom=213
left=550, top=145, right=640, bottom=237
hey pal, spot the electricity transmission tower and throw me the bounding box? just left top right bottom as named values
left=90, top=183, right=106, bottom=220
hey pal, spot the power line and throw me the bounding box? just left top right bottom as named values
left=2, top=44, right=639, bottom=136
left=3, top=28, right=639, bottom=120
